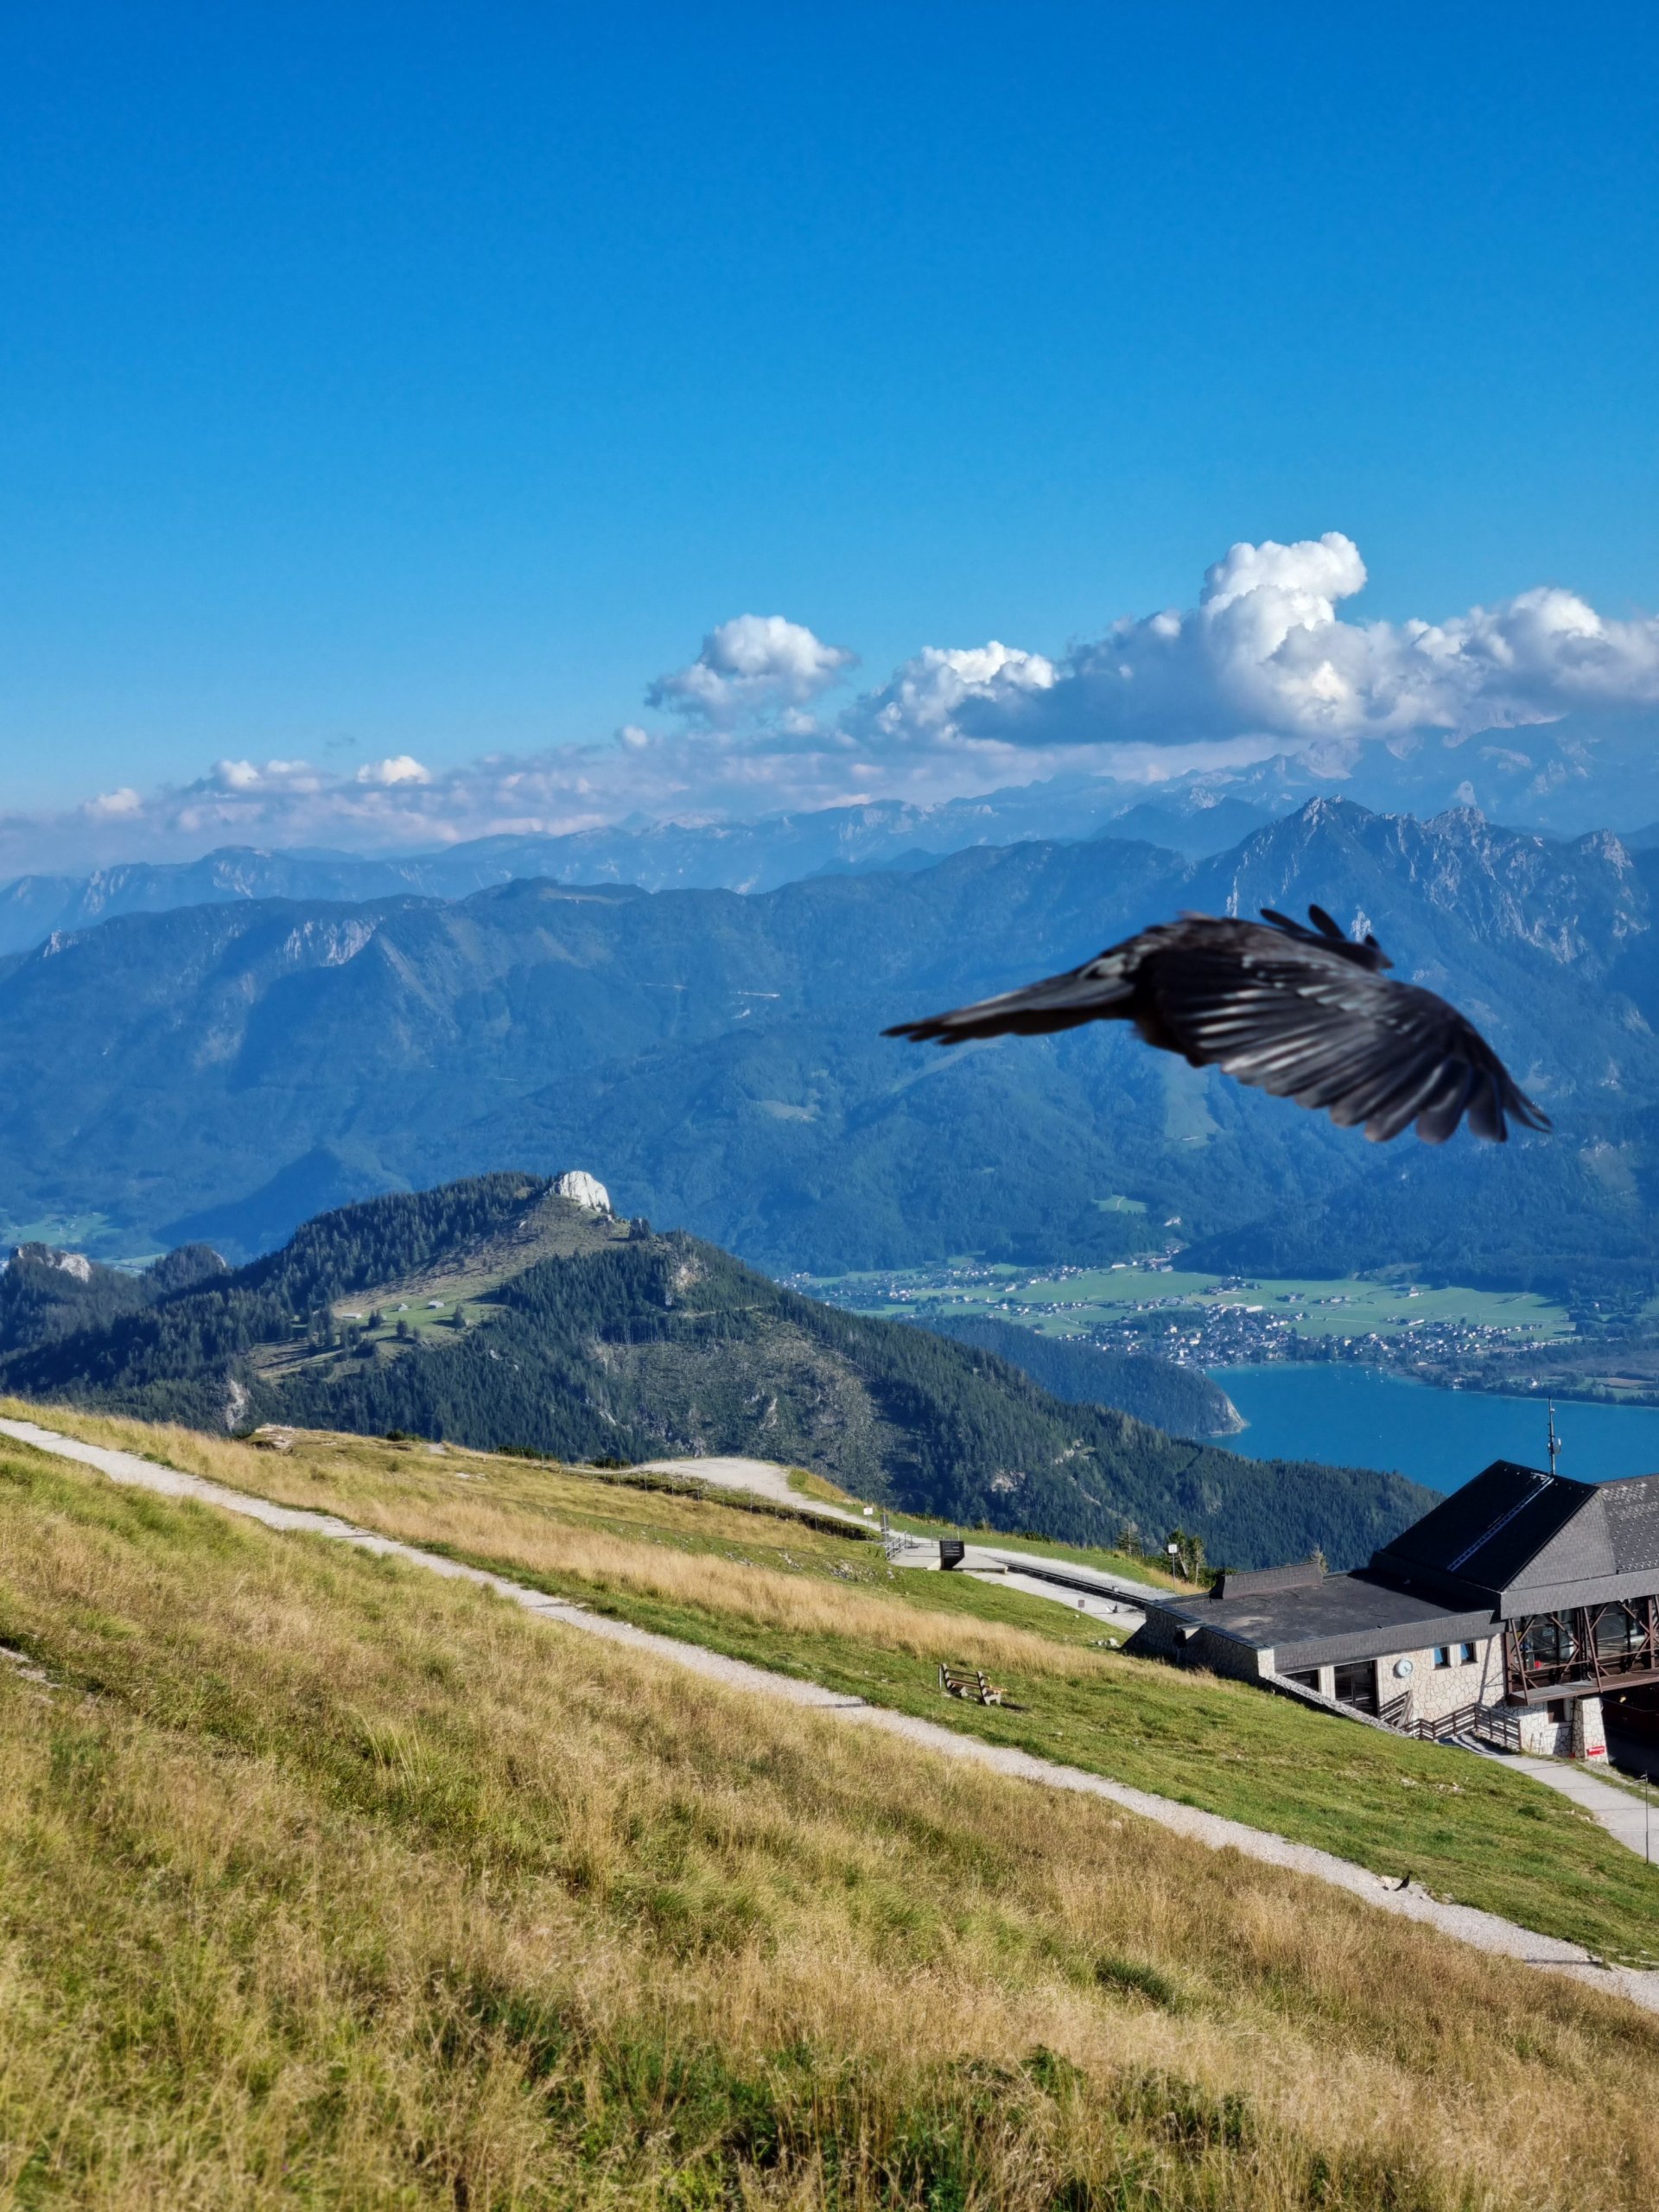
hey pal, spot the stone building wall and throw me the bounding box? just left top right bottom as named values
left=1124, top=1607, right=1267, bottom=1683
left=1253, top=1638, right=1503, bottom=1719
left=1125, top=1606, right=1181, bottom=1659
left=1399, top=1636, right=1502, bottom=1724
left=1185, top=1627, right=1269, bottom=1683
left=1518, top=1707, right=1575, bottom=1757
left=1572, top=1695, right=1608, bottom=1763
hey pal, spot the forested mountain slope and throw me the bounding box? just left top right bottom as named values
left=0, top=798, right=1648, bottom=1300
left=0, top=1175, right=1433, bottom=1567
left=0, top=1239, right=230, bottom=1352
left=911, top=1311, right=1243, bottom=1434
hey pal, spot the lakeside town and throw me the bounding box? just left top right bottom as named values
left=798, top=1255, right=1621, bottom=1399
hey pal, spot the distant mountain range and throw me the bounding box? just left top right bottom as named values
left=1, top=795, right=1654, bottom=1306
left=0, top=782, right=1277, bottom=956
left=0, top=1173, right=1431, bottom=1567
left=17, top=701, right=1659, bottom=958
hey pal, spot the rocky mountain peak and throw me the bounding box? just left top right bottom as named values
left=1194, top=794, right=1651, bottom=976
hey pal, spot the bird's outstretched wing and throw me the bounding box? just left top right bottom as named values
left=880, top=932, right=1153, bottom=1042
left=1146, top=934, right=1548, bottom=1144
left=884, top=910, right=1550, bottom=1146
left=883, top=919, right=1284, bottom=1046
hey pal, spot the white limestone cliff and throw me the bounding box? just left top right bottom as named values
left=552, top=1170, right=613, bottom=1215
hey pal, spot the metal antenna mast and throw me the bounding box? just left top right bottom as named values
left=1547, top=1400, right=1560, bottom=1479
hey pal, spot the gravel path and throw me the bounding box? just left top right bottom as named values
left=635, top=1455, right=868, bottom=1520
left=1496, top=1751, right=1659, bottom=1860
left=7, top=1414, right=1658, bottom=2015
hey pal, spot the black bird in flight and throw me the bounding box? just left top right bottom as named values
left=885, top=904, right=1549, bottom=1145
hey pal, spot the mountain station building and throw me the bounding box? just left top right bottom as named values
left=1131, top=1459, right=1659, bottom=1760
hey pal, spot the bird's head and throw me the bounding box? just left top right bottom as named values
left=1260, top=904, right=1393, bottom=971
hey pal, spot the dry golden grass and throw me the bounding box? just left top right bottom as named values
left=3, top=1405, right=1096, bottom=1680
left=4, top=1428, right=1659, bottom=2208
left=16, top=1399, right=1659, bottom=1977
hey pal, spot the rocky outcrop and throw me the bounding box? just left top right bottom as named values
left=553, top=1170, right=613, bottom=1215
left=10, top=1243, right=92, bottom=1282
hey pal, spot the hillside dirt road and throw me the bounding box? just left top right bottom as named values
left=637, top=1455, right=850, bottom=1514
left=638, top=1452, right=1163, bottom=1615
left=7, top=1412, right=1658, bottom=2015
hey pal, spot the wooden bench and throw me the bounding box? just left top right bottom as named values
left=938, top=1662, right=1008, bottom=1707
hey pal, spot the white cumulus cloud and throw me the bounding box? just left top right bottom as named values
left=1007, top=533, right=1659, bottom=752
left=83, top=786, right=143, bottom=819
left=10, top=541, right=1659, bottom=877
left=354, top=754, right=431, bottom=786
left=646, top=613, right=855, bottom=729
left=848, top=640, right=1058, bottom=750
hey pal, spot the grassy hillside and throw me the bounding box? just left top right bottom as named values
left=3, top=1413, right=1659, bottom=2208
left=14, top=1400, right=1658, bottom=1967
left=0, top=1176, right=1436, bottom=1568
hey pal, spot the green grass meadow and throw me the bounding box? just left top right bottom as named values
left=8, top=1408, right=1659, bottom=2206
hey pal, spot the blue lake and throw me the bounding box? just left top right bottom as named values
left=1213, top=1364, right=1659, bottom=1494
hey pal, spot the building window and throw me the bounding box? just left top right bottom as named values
left=1546, top=1699, right=1568, bottom=1725
left=1521, top=1618, right=1578, bottom=1675
left=1458, top=1642, right=1477, bottom=1665
left=1433, top=1646, right=1451, bottom=1669
left=1332, top=1661, right=1379, bottom=1714
left=1282, top=1668, right=1319, bottom=1690
left=1594, top=1605, right=1644, bottom=1662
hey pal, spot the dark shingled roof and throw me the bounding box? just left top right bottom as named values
left=1371, top=1461, right=1582, bottom=1599
left=1370, top=1461, right=1659, bottom=1615
left=1137, top=1459, right=1659, bottom=1676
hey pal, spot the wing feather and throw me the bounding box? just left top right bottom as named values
left=881, top=926, right=1179, bottom=1044
left=880, top=965, right=1134, bottom=1043
left=1412, top=1065, right=1478, bottom=1147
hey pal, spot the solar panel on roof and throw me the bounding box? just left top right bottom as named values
left=1446, top=1471, right=1553, bottom=1573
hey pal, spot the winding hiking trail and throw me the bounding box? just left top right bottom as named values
left=7, top=1413, right=1659, bottom=2016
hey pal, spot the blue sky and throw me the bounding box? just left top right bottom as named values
left=3, top=2, right=1658, bottom=859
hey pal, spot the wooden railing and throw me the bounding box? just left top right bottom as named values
left=1477, top=1706, right=1523, bottom=1752
left=1402, top=1701, right=1522, bottom=1752
left=1270, top=1672, right=1532, bottom=1756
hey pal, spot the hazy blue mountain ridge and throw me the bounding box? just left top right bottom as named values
left=12, top=699, right=1659, bottom=960
left=0, top=780, right=1276, bottom=955
left=0, top=798, right=1652, bottom=1304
